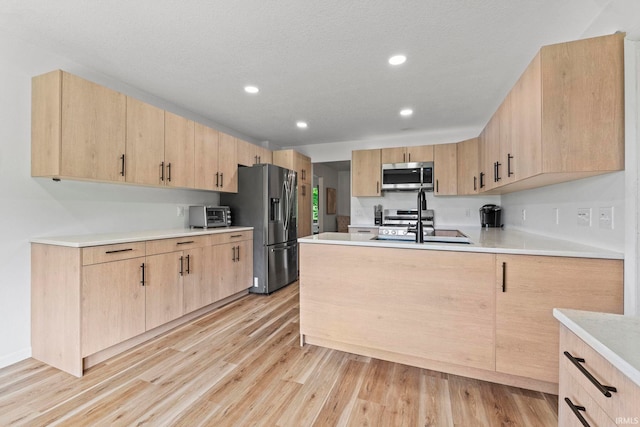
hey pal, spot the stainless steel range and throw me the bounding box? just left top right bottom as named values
left=377, top=208, right=471, bottom=243
left=378, top=208, right=434, bottom=241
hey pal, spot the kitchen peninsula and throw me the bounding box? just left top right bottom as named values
left=298, top=228, right=623, bottom=394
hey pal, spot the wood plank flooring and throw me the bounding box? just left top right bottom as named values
left=0, top=282, right=558, bottom=426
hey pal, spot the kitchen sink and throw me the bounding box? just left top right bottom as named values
left=373, top=229, right=471, bottom=244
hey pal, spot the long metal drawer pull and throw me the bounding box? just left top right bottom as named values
left=563, top=351, right=617, bottom=397
left=176, top=241, right=195, bottom=245
left=564, top=398, right=590, bottom=427
left=230, top=234, right=243, bottom=238
left=105, top=248, right=133, bottom=254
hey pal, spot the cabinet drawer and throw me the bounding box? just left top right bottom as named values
left=561, top=327, right=640, bottom=421
left=146, top=235, right=210, bottom=255
left=210, top=230, right=252, bottom=245
left=560, top=366, right=617, bottom=427
left=82, top=242, right=146, bottom=265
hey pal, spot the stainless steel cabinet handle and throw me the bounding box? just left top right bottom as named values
left=563, top=351, right=617, bottom=397
left=564, top=398, right=590, bottom=427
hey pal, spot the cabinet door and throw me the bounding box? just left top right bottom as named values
left=480, top=113, right=500, bottom=191
left=81, top=257, right=145, bottom=356
left=214, top=242, right=239, bottom=301
left=218, top=132, right=238, bottom=193
left=145, top=252, right=184, bottom=330
left=234, top=239, right=253, bottom=293
left=126, top=97, right=165, bottom=186
left=194, top=123, right=219, bottom=191
left=498, top=94, right=515, bottom=185
left=457, top=138, right=479, bottom=195
left=236, top=138, right=256, bottom=167
left=182, top=247, right=207, bottom=313
left=164, top=111, right=194, bottom=188
left=381, top=147, right=406, bottom=163
left=434, top=143, right=457, bottom=196
left=511, top=53, right=542, bottom=181
left=352, top=149, right=381, bottom=197
left=406, top=145, right=434, bottom=163
left=257, top=146, right=273, bottom=164
left=495, top=255, right=623, bottom=383
left=60, top=72, right=126, bottom=181
left=295, top=152, right=312, bottom=183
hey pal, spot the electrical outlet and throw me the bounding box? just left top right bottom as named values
left=577, top=208, right=591, bottom=226
left=521, top=209, right=526, bottom=223
left=465, top=208, right=471, bottom=217
left=177, top=206, right=185, bottom=217
left=598, top=207, right=614, bottom=229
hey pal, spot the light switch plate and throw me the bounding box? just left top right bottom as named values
left=598, top=207, right=614, bottom=229
left=577, top=208, right=591, bottom=226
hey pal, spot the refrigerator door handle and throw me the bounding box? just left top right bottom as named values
left=271, top=243, right=295, bottom=252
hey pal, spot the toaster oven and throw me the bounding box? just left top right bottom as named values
left=188, top=206, right=231, bottom=228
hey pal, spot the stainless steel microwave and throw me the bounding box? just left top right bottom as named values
left=188, top=206, right=231, bottom=228
left=381, top=162, right=434, bottom=191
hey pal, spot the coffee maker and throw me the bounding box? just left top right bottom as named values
left=480, top=204, right=502, bottom=227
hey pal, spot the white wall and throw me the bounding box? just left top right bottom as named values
left=338, top=171, right=351, bottom=216
left=0, top=32, right=253, bottom=368
left=501, top=173, right=625, bottom=252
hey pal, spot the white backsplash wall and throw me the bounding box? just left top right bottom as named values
left=501, top=172, right=625, bottom=252
left=352, top=193, right=501, bottom=227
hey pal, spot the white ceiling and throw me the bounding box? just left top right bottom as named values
left=0, top=0, right=637, bottom=148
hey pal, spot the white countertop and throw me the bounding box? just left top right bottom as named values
left=298, top=227, right=623, bottom=259
left=31, top=226, right=253, bottom=248
left=554, top=309, right=640, bottom=388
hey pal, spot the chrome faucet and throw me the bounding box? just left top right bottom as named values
left=416, top=187, right=427, bottom=243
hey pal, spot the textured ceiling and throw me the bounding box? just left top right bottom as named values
left=0, top=0, right=630, bottom=148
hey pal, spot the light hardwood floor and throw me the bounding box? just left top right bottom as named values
left=0, top=282, right=558, bottom=426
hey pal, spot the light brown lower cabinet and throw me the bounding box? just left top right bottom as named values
left=299, top=243, right=624, bottom=393
left=559, top=326, right=639, bottom=426
left=31, top=230, right=253, bottom=377
left=495, top=255, right=623, bottom=384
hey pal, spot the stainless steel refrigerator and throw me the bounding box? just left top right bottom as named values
left=221, top=164, right=298, bottom=294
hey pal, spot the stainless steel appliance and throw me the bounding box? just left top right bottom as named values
left=188, top=205, right=231, bottom=228
left=381, top=162, right=434, bottom=191
left=378, top=208, right=435, bottom=241
left=480, top=204, right=502, bottom=227
left=221, top=164, right=298, bottom=294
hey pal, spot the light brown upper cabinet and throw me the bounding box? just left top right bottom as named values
left=457, top=138, right=479, bottom=195
left=352, top=149, right=382, bottom=197
left=381, top=145, right=433, bottom=164
left=480, top=33, right=624, bottom=194
left=125, top=97, right=165, bottom=186
left=237, top=138, right=273, bottom=166
left=273, top=149, right=313, bottom=237
left=433, top=143, right=457, bottom=196
left=164, top=112, right=195, bottom=188
left=194, top=124, right=238, bottom=192
left=32, top=70, right=126, bottom=182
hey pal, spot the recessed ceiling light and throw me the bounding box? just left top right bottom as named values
left=400, top=108, right=413, bottom=117
left=296, top=121, right=308, bottom=129
left=388, top=55, right=407, bottom=65
left=244, top=85, right=259, bottom=94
